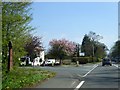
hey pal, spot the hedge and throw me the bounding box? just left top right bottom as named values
left=72, top=57, right=99, bottom=64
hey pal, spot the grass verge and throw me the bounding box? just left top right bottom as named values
left=2, top=67, right=56, bottom=89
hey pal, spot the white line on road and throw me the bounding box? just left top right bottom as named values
left=113, top=64, right=119, bottom=68
left=74, top=81, right=85, bottom=90
left=77, top=64, right=98, bottom=77
left=74, top=65, right=98, bottom=90
left=70, top=81, right=77, bottom=88
left=82, top=64, right=98, bottom=77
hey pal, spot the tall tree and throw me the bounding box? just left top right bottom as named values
left=94, top=42, right=107, bottom=58
left=81, top=34, right=93, bottom=56
left=0, top=2, right=1, bottom=63
left=24, top=36, right=43, bottom=61
left=110, top=40, right=120, bottom=58
left=88, top=31, right=103, bottom=57
left=2, top=2, right=33, bottom=70
left=81, top=31, right=107, bottom=58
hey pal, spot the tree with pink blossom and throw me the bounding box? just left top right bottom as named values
left=47, top=39, right=76, bottom=64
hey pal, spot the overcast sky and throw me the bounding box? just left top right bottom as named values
left=30, top=2, right=118, bottom=50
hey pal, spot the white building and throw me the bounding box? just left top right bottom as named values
left=32, top=47, right=45, bottom=66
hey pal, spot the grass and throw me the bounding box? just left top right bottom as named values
left=2, top=67, right=56, bottom=89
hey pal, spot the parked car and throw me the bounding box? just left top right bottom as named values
left=45, top=59, right=55, bottom=65
left=20, top=56, right=32, bottom=66
left=45, top=59, right=60, bottom=66
left=102, top=58, right=112, bottom=66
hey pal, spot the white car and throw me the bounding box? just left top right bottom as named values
left=20, top=56, right=31, bottom=66
left=45, top=59, right=60, bottom=66
left=45, top=59, right=55, bottom=65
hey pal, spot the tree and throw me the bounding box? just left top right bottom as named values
left=88, top=31, right=103, bottom=57
left=110, top=40, right=120, bottom=58
left=81, top=31, right=107, bottom=59
left=0, top=2, right=1, bottom=64
left=94, top=42, right=107, bottom=58
left=81, top=34, right=93, bottom=56
left=2, top=2, right=33, bottom=70
left=24, top=36, right=43, bottom=61
left=47, top=39, right=76, bottom=64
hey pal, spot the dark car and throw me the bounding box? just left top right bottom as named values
left=102, top=58, right=112, bottom=66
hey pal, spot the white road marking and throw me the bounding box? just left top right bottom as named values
left=74, top=81, right=85, bottom=90
left=83, top=64, right=98, bottom=77
left=113, top=64, right=119, bottom=68
left=77, top=74, right=83, bottom=77
left=70, top=81, right=76, bottom=88
left=74, top=65, right=98, bottom=90
left=77, top=64, right=98, bottom=77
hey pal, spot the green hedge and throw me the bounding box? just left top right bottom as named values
left=62, top=59, right=71, bottom=65
left=72, top=57, right=99, bottom=64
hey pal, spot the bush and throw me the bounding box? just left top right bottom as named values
left=88, top=57, right=95, bottom=63
left=72, top=57, right=99, bottom=64
left=62, top=59, right=71, bottom=65
left=72, top=57, right=89, bottom=64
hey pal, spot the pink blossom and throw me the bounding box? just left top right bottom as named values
left=49, top=38, right=76, bottom=56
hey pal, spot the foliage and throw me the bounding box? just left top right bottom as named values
left=47, top=39, right=76, bottom=60
left=110, top=40, right=120, bottom=58
left=24, top=36, right=43, bottom=61
left=94, top=42, right=107, bottom=58
left=62, top=59, right=72, bottom=65
left=2, top=68, right=55, bottom=89
left=0, top=1, right=1, bottom=64
left=2, top=2, right=34, bottom=70
left=81, top=31, right=107, bottom=58
left=72, top=57, right=98, bottom=64
left=81, top=34, right=93, bottom=56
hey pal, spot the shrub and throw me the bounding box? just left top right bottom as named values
left=72, top=57, right=99, bottom=64
left=62, top=59, right=71, bottom=65
left=72, top=57, right=89, bottom=64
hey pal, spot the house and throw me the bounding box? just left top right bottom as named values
left=20, top=47, right=45, bottom=66
left=31, top=47, right=45, bottom=66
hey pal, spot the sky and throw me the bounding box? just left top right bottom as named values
left=30, top=2, right=118, bottom=51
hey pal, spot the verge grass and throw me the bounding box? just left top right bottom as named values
left=2, top=67, right=56, bottom=89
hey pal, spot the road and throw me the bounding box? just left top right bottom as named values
left=34, top=63, right=119, bottom=90
left=80, top=64, right=119, bottom=89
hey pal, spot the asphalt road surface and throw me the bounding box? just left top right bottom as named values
left=80, top=64, right=119, bottom=89
left=34, top=63, right=119, bottom=90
